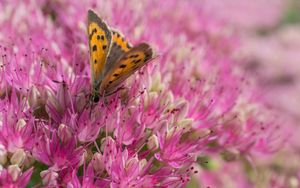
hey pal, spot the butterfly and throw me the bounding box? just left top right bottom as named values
left=87, top=9, right=154, bottom=102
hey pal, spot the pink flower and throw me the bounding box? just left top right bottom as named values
left=0, top=90, right=35, bottom=153
left=155, top=126, right=198, bottom=168
left=102, top=137, right=156, bottom=187
left=197, top=159, right=253, bottom=188
left=67, top=164, right=109, bottom=188
left=0, top=167, right=33, bottom=188
left=33, top=127, right=84, bottom=171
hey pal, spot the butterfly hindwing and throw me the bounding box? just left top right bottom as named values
left=105, top=29, right=132, bottom=75
left=100, top=43, right=153, bottom=95
left=88, top=10, right=112, bottom=92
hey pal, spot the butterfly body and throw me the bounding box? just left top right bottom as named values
left=87, top=10, right=154, bottom=102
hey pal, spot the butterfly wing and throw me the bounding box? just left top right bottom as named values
left=100, top=43, right=153, bottom=95
left=105, top=29, right=132, bottom=75
left=88, top=9, right=112, bottom=92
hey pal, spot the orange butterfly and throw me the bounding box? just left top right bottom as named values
left=87, top=9, right=154, bottom=102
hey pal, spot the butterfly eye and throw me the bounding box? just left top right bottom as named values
left=92, top=94, right=100, bottom=103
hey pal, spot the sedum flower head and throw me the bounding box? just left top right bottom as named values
left=0, top=0, right=290, bottom=187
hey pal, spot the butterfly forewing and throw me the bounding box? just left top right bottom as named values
left=100, top=43, right=153, bottom=95
left=88, top=10, right=112, bottom=91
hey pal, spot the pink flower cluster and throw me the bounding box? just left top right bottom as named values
left=0, top=0, right=291, bottom=187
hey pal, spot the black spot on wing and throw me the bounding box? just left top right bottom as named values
left=94, top=60, right=97, bottom=64
left=97, top=35, right=105, bottom=41
left=102, top=45, right=107, bottom=50
left=132, top=65, right=139, bottom=70
left=92, top=45, right=97, bottom=51
left=119, top=64, right=126, bottom=68
left=132, top=59, right=141, bottom=64
left=113, top=73, right=119, bottom=77
left=129, top=54, right=139, bottom=58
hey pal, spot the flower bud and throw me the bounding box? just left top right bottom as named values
left=78, top=149, right=88, bottom=167
left=58, top=124, right=72, bottom=142
left=16, top=119, right=26, bottom=131
left=8, top=165, right=21, bottom=182
left=150, top=73, right=164, bottom=92
left=100, top=136, right=115, bottom=152
left=147, top=134, right=159, bottom=151
left=289, top=176, right=299, bottom=188
left=28, top=86, right=40, bottom=108
left=221, top=149, right=240, bottom=162
left=10, top=149, right=26, bottom=166
left=177, top=118, right=193, bottom=128
left=175, top=100, right=188, bottom=119
left=23, top=153, right=35, bottom=168
left=139, top=159, right=147, bottom=169
left=0, top=144, right=7, bottom=165
left=126, top=157, right=139, bottom=171
left=144, top=92, right=158, bottom=109
left=40, top=169, right=58, bottom=186
left=165, top=91, right=174, bottom=105
left=189, top=128, right=212, bottom=141
left=92, top=152, right=105, bottom=173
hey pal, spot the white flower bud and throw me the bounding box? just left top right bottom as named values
left=175, top=100, right=188, bottom=119
left=222, top=149, right=240, bottom=162
left=28, top=86, right=41, bottom=108
left=147, top=134, right=159, bottom=151
left=78, top=149, right=88, bottom=167
left=92, top=152, right=105, bottom=174
left=0, top=144, right=7, bottom=165
left=289, top=176, right=299, bottom=188
left=178, top=118, right=193, bottom=128
left=16, top=119, right=26, bottom=131
left=23, top=153, right=35, bottom=168
left=58, top=124, right=72, bottom=141
left=139, top=159, right=147, bottom=169
left=126, top=157, right=139, bottom=171
left=40, top=169, right=59, bottom=186
left=8, top=165, right=21, bottom=182
left=10, top=149, right=26, bottom=166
